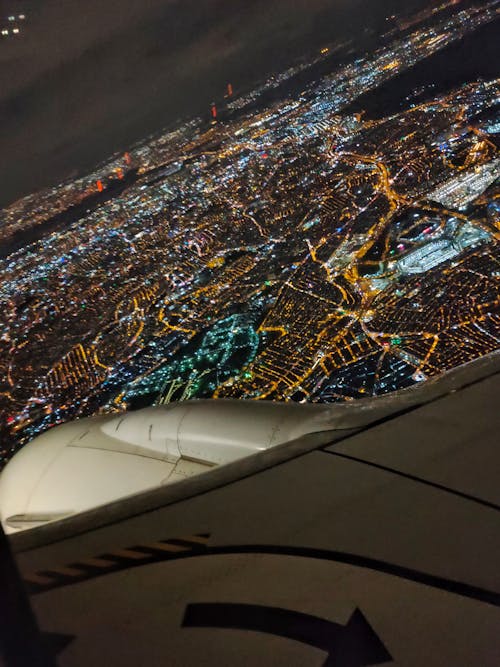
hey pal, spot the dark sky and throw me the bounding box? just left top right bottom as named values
left=0, top=0, right=432, bottom=207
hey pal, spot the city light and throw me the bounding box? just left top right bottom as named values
left=0, top=0, right=499, bottom=464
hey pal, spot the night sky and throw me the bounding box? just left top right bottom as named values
left=0, top=0, right=432, bottom=207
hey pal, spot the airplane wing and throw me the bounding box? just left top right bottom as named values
left=1, top=353, right=499, bottom=666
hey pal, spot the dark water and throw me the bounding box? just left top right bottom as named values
left=344, top=17, right=500, bottom=119
left=0, top=170, right=139, bottom=258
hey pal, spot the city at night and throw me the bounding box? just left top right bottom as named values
left=1, top=0, right=499, bottom=462
left=0, top=1, right=499, bottom=665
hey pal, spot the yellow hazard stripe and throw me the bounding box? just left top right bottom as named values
left=23, top=572, right=56, bottom=586
left=23, top=534, right=210, bottom=592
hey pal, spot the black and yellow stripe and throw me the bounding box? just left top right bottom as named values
left=23, top=533, right=210, bottom=595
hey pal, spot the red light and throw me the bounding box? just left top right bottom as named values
left=227, top=83, right=233, bottom=97
left=6, top=416, right=15, bottom=425
left=211, top=104, right=217, bottom=119
left=96, top=180, right=104, bottom=192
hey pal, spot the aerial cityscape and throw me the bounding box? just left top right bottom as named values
left=1, top=0, right=499, bottom=465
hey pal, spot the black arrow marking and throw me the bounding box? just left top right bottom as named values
left=182, top=603, right=392, bottom=666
